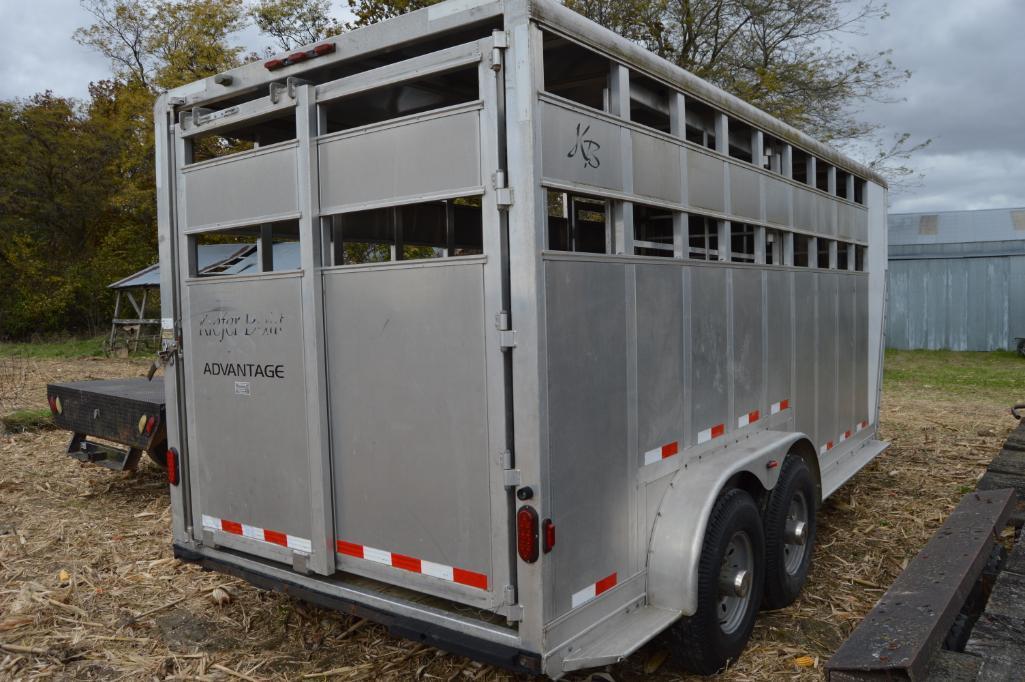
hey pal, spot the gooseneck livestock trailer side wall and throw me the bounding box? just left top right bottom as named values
left=154, top=0, right=888, bottom=676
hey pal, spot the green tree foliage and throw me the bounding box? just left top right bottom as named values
left=251, top=0, right=340, bottom=51
left=0, top=0, right=251, bottom=339
left=345, top=0, right=440, bottom=29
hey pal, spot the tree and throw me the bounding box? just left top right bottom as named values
left=346, top=0, right=439, bottom=29
left=251, top=0, right=340, bottom=51
left=74, top=0, right=247, bottom=90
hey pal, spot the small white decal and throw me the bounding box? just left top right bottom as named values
left=234, top=382, right=251, bottom=397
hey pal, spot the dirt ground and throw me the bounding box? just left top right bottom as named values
left=0, top=353, right=1020, bottom=681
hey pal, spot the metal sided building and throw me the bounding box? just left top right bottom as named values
left=888, top=208, right=1025, bottom=351
left=153, top=0, right=889, bottom=676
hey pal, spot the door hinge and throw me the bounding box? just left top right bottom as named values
left=492, top=171, right=513, bottom=208
left=501, top=450, right=520, bottom=487
left=491, top=30, right=508, bottom=73
left=503, top=585, right=523, bottom=622
left=496, top=311, right=517, bottom=349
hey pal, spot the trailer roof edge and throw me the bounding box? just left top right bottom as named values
left=527, top=0, right=888, bottom=189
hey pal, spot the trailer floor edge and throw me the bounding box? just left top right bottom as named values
left=173, top=544, right=542, bottom=676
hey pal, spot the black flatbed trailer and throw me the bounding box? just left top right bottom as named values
left=46, top=378, right=167, bottom=471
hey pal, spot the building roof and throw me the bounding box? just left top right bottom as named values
left=889, top=207, right=1025, bottom=247
left=108, top=243, right=301, bottom=289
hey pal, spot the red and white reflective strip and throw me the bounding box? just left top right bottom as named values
left=643, top=440, right=679, bottom=466
left=737, top=409, right=760, bottom=428
left=856, top=420, right=870, bottom=432
left=770, top=399, right=790, bottom=415
left=337, top=540, right=488, bottom=590
left=819, top=441, right=834, bottom=455
left=697, top=423, right=726, bottom=444
left=839, top=429, right=853, bottom=444
left=571, top=572, right=617, bottom=609
left=202, top=515, right=311, bottom=553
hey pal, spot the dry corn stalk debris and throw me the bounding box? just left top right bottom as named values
left=0, top=357, right=1015, bottom=680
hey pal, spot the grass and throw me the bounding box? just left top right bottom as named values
left=0, top=408, right=55, bottom=433
left=884, top=349, right=1025, bottom=402
left=0, top=336, right=107, bottom=359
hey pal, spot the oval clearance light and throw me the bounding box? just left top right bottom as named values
left=145, top=416, right=156, bottom=436
left=313, top=43, right=335, bottom=56
left=517, top=506, right=539, bottom=563
left=166, top=448, right=180, bottom=486
left=288, top=51, right=309, bottom=63
left=47, top=395, right=58, bottom=415
left=264, top=58, right=285, bottom=70
left=543, top=519, right=556, bottom=553
left=138, top=415, right=148, bottom=434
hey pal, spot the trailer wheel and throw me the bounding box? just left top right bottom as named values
left=668, top=487, right=765, bottom=675
left=762, top=456, right=816, bottom=610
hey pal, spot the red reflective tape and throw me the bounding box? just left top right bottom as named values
left=264, top=529, right=288, bottom=547
left=595, top=572, right=617, bottom=596
left=711, top=424, right=725, bottom=439
left=845, top=430, right=852, bottom=439
left=780, top=399, right=790, bottom=410
left=391, top=553, right=422, bottom=573
left=750, top=410, right=760, bottom=422
left=336, top=540, right=364, bottom=558
left=453, top=568, right=489, bottom=590
left=662, top=441, right=679, bottom=459
left=827, top=441, right=834, bottom=450
left=221, top=520, right=243, bottom=535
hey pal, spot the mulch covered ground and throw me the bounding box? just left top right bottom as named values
left=0, top=354, right=1018, bottom=680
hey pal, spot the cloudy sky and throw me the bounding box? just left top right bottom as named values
left=0, top=0, right=1021, bottom=213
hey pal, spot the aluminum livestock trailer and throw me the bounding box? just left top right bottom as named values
left=154, top=0, right=888, bottom=675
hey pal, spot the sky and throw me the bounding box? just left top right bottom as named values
left=0, top=0, right=1021, bottom=213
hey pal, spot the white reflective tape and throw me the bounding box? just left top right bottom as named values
left=643, top=447, right=662, bottom=466
left=819, top=445, right=827, bottom=455
left=571, top=583, right=597, bottom=609
left=697, top=428, right=713, bottom=444
left=202, top=515, right=219, bottom=530
left=287, top=535, right=312, bottom=553
left=363, top=546, right=392, bottom=566
left=738, top=414, right=750, bottom=428
left=421, top=560, right=454, bottom=582
left=241, top=524, right=263, bottom=541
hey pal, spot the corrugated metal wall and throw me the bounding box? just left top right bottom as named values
left=886, top=252, right=1025, bottom=351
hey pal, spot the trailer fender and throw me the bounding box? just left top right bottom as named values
left=646, top=430, right=807, bottom=616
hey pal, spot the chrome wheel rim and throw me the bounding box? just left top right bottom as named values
left=717, top=531, right=754, bottom=635
left=783, top=491, right=809, bottom=575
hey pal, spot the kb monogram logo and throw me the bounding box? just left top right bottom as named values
left=567, top=123, right=601, bottom=169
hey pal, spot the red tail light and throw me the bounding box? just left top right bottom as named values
left=166, top=448, right=180, bottom=486
left=145, top=416, right=156, bottom=436
left=517, top=506, right=539, bottom=563
left=543, top=519, right=556, bottom=553
left=47, top=395, right=57, bottom=414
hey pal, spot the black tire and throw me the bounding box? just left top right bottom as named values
left=762, top=456, right=817, bottom=610
left=668, top=488, right=765, bottom=675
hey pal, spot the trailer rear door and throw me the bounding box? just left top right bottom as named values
left=172, top=37, right=514, bottom=612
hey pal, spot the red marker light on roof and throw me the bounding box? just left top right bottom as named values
left=264, top=42, right=336, bottom=71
